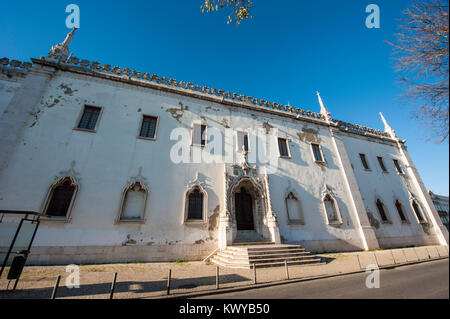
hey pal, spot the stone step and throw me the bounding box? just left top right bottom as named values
left=249, top=256, right=318, bottom=264
left=249, top=252, right=311, bottom=260
left=231, top=241, right=274, bottom=246
left=211, top=257, right=323, bottom=269
left=228, top=245, right=302, bottom=253
left=210, top=243, right=322, bottom=269
left=217, top=250, right=310, bottom=260
left=248, top=248, right=307, bottom=255
left=251, top=258, right=323, bottom=268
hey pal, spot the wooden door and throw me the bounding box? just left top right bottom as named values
left=235, top=188, right=254, bottom=230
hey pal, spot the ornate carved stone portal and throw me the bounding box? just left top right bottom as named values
left=218, top=152, right=281, bottom=248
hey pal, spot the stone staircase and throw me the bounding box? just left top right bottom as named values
left=210, top=242, right=323, bottom=269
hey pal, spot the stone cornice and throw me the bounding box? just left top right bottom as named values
left=32, top=57, right=333, bottom=127
left=2, top=56, right=398, bottom=143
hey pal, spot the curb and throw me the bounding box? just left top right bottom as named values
left=153, top=257, right=449, bottom=299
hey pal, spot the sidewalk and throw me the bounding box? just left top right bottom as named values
left=0, top=245, right=448, bottom=299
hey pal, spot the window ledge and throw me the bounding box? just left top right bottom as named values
left=117, top=218, right=146, bottom=224
left=184, top=220, right=207, bottom=225
left=401, top=220, right=411, bottom=225
left=381, top=220, right=392, bottom=225
left=40, top=216, right=71, bottom=223
left=137, top=136, right=157, bottom=142
left=279, top=155, right=291, bottom=159
left=288, top=220, right=305, bottom=226
left=363, top=169, right=372, bottom=172
left=328, top=221, right=343, bottom=226
left=73, top=128, right=97, bottom=134
left=315, top=160, right=326, bottom=165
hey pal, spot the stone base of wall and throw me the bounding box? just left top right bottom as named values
left=377, top=235, right=440, bottom=249
left=2, top=243, right=218, bottom=266
left=287, top=239, right=363, bottom=253
left=288, top=235, right=442, bottom=253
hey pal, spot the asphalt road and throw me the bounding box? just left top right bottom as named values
left=197, top=259, right=449, bottom=299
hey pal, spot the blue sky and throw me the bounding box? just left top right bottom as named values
left=1, top=0, right=448, bottom=195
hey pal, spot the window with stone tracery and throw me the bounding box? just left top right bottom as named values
left=285, top=192, right=304, bottom=225
left=376, top=199, right=390, bottom=223
left=184, top=185, right=208, bottom=223
left=42, top=177, right=79, bottom=220
left=323, top=194, right=341, bottom=224
left=412, top=199, right=427, bottom=223
left=395, top=200, right=408, bottom=222
left=117, top=182, right=148, bottom=222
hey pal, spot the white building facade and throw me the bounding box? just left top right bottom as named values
left=0, top=30, right=448, bottom=265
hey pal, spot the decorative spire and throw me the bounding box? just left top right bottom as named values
left=62, top=27, right=77, bottom=47
left=379, top=112, right=397, bottom=139
left=47, top=27, right=77, bottom=62
left=317, top=91, right=331, bottom=122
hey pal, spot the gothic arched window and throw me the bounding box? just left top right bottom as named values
left=117, top=181, right=148, bottom=223
left=43, top=177, right=79, bottom=220
left=285, top=192, right=304, bottom=225
left=323, top=194, right=342, bottom=225
left=188, top=188, right=204, bottom=220
left=395, top=200, right=408, bottom=222
left=412, top=199, right=426, bottom=223
left=376, top=199, right=390, bottom=223
left=184, top=185, right=208, bottom=223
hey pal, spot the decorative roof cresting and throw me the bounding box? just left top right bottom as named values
left=3, top=28, right=397, bottom=142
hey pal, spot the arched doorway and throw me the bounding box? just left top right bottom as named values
left=219, top=170, right=281, bottom=248
left=235, top=187, right=254, bottom=230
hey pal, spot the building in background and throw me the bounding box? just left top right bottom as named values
left=429, top=191, right=449, bottom=231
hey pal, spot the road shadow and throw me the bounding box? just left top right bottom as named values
left=317, top=256, right=335, bottom=264
left=0, top=274, right=249, bottom=299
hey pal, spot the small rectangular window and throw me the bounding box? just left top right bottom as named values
left=359, top=154, right=370, bottom=170
left=312, top=143, right=324, bottom=162
left=393, top=159, right=404, bottom=174
left=278, top=138, right=289, bottom=157
left=139, top=116, right=158, bottom=139
left=78, top=106, right=101, bottom=131
left=377, top=156, right=387, bottom=172
left=192, top=124, right=207, bottom=146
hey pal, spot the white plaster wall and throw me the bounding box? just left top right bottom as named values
left=342, top=134, right=440, bottom=247
left=0, top=70, right=225, bottom=251
left=265, top=124, right=364, bottom=252
left=0, top=69, right=364, bottom=254
left=0, top=67, right=441, bottom=263
left=0, top=72, right=25, bottom=116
